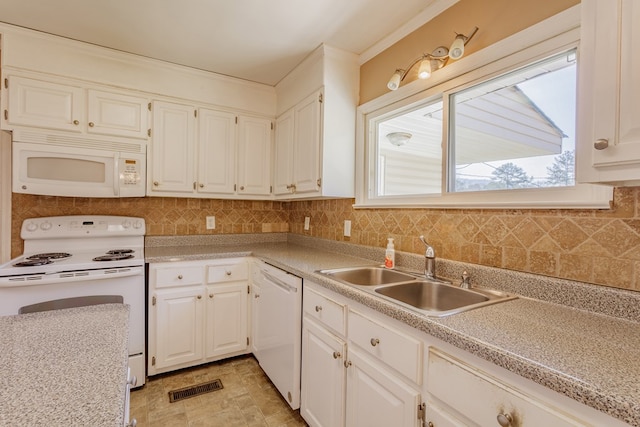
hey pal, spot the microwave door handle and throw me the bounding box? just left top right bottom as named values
left=113, top=153, right=120, bottom=197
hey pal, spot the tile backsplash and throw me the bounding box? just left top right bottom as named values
left=11, top=187, right=640, bottom=291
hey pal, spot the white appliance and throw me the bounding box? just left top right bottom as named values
left=12, top=128, right=146, bottom=198
left=0, top=215, right=147, bottom=387
left=252, top=260, right=303, bottom=409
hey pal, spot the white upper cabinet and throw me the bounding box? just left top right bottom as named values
left=149, top=100, right=196, bottom=194
left=87, top=89, right=149, bottom=139
left=149, top=100, right=272, bottom=198
left=237, top=115, right=273, bottom=197
left=3, top=75, right=149, bottom=139
left=577, top=0, right=640, bottom=185
left=274, top=44, right=359, bottom=199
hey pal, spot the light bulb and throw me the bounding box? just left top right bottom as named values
left=387, top=70, right=403, bottom=90
left=417, top=59, right=431, bottom=79
left=449, top=35, right=465, bottom=60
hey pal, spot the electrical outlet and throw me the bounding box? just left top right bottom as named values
left=206, top=216, right=216, bottom=230
left=344, top=220, right=351, bottom=237
left=304, top=216, right=310, bottom=230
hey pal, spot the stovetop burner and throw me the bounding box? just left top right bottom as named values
left=93, top=254, right=135, bottom=262
left=27, top=252, right=72, bottom=260
left=107, top=249, right=135, bottom=255
left=14, top=258, right=53, bottom=267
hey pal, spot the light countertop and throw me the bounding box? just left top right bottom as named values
left=146, top=235, right=640, bottom=426
left=0, top=304, right=130, bottom=427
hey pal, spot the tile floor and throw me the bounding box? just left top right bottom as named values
left=130, top=355, right=308, bottom=427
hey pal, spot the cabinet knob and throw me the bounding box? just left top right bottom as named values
left=209, top=293, right=214, bottom=298
left=88, top=121, right=95, bottom=127
left=127, top=375, right=137, bottom=387
left=315, top=305, right=322, bottom=312
left=594, top=138, right=609, bottom=150
left=153, top=181, right=159, bottom=186
left=73, top=119, right=79, bottom=125
left=254, top=294, right=260, bottom=299
left=225, top=270, right=232, bottom=276
left=240, top=186, right=245, bottom=191
left=344, top=360, right=352, bottom=368
left=496, top=412, right=513, bottom=427
left=197, top=295, right=202, bottom=299
left=127, top=419, right=137, bottom=427
left=199, top=183, right=204, bottom=188
left=332, top=351, right=341, bottom=359
left=177, top=275, right=183, bottom=279
left=370, top=338, right=380, bottom=347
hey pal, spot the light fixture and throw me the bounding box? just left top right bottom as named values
left=386, top=26, right=479, bottom=91
left=386, top=132, right=412, bottom=146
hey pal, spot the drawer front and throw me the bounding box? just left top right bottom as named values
left=427, top=349, right=587, bottom=427
left=153, top=265, right=204, bottom=288
left=207, top=259, right=248, bottom=283
left=303, top=286, right=346, bottom=336
left=348, top=309, right=422, bottom=384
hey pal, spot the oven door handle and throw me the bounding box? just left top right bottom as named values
left=0, top=266, right=144, bottom=288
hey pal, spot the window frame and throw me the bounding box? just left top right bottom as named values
left=355, top=4, right=613, bottom=209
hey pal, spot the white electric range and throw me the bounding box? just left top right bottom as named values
left=0, top=215, right=146, bottom=387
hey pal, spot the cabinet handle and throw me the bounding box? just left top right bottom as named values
left=178, top=275, right=183, bottom=279
left=88, top=121, right=95, bottom=127
left=496, top=412, right=513, bottom=427
left=332, top=351, right=341, bottom=359
left=370, top=338, right=380, bottom=347
left=73, top=120, right=79, bottom=125
left=594, top=138, right=609, bottom=150
left=197, top=295, right=202, bottom=299
left=209, top=293, right=214, bottom=298
left=315, top=305, right=322, bottom=312
left=344, top=360, right=352, bottom=368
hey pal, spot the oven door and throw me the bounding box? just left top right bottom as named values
left=12, top=141, right=145, bottom=198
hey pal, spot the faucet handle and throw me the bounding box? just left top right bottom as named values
left=419, top=235, right=435, bottom=258
left=460, top=271, right=471, bottom=289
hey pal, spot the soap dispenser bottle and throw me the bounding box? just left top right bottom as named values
left=384, top=238, right=395, bottom=269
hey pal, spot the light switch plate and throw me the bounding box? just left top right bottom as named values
left=304, top=216, right=310, bottom=230
left=206, top=216, right=216, bottom=230
left=344, top=220, right=351, bottom=237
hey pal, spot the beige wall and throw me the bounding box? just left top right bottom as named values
left=360, top=0, right=579, bottom=103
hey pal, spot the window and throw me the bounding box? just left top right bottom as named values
left=356, top=7, right=612, bottom=209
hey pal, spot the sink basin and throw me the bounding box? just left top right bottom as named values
left=375, top=281, right=488, bottom=312
left=318, top=266, right=417, bottom=286
left=317, top=266, right=516, bottom=317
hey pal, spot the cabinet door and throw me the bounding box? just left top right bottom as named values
left=301, top=318, right=346, bottom=427
left=197, top=108, right=237, bottom=194
left=87, top=90, right=149, bottom=139
left=250, top=280, right=262, bottom=355
left=578, top=0, right=640, bottom=183
left=345, top=348, right=421, bottom=427
left=293, top=90, right=322, bottom=193
left=6, top=76, right=84, bottom=132
left=205, top=282, right=248, bottom=358
left=150, top=100, right=196, bottom=194
left=237, top=115, right=272, bottom=196
left=273, top=108, right=295, bottom=195
left=153, top=286, right=205, bottom=370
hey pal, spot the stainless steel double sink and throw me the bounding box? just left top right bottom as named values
left=317, top=266, right=516, bottom=317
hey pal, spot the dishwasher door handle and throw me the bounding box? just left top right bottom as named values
left=262, top=271, right=299, bottom=293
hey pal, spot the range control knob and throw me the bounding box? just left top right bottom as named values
left=40, top=221, right=52, bottom=231
left=133, top=220, right=143, bottom=229
left=25, top=222, right=38, bottom=232
left=122, top=220, right=132, bottom=229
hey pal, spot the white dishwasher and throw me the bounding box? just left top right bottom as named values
left=252, top=260, right=303, bottom=409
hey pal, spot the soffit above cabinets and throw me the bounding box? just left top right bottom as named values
left=0, top=0, right=455, bottom=86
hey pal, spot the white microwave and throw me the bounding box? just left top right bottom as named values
left=12, top=130, right=146, bottom=198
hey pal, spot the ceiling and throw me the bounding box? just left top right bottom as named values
left=0, top=0, right=446, bottom=86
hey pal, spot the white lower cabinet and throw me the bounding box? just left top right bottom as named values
left=148, top=258, right=249, bottom=375
left=345, top=348, right=422, bottom=427
left=300, top=318, right=346, bottom=427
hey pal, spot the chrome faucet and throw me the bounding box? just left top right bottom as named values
left=419, top=235, right=436, bottom=279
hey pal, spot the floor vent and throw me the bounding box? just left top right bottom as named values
left=168, top=379, right=223, bottom=403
